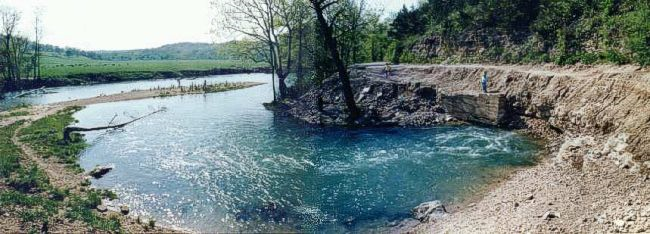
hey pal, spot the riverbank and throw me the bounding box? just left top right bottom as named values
left=284, top=63, right=650, bottom=232
left=0, top=82, right=263, bottom=233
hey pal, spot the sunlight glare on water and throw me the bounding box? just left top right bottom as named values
left=61, top=74, right=540, bottom=232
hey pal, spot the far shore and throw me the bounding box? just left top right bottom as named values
left=1, top=67, right=271, bottom=94
left=1, top=81, right=265, bottom=128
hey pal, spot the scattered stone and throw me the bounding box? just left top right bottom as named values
left=386, top=220, right=399, bottom=227
left=514, top=202, right=520, bottom=208
left=613, top=219, right=625, bottom=227
left=88, top=165, right=113, bottom=179
left=120, top=205, right=130, bottom=215
left=412, top=200, right=448, bottom=223
left=624, top=214, right=636, bottom=221
left=543, top=211, right=559, bottom=220
left=96, top=205, right=108, bottom=213
left=527, top=194, right=535, bottom=200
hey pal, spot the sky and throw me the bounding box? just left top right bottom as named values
left=1, top=0, right=421, bottom=51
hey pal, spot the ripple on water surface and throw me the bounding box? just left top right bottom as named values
left=71, top=75, right=539, bottom=232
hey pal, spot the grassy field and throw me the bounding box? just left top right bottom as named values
left=0, top=107, right=136, bottom=232
left=40, top=54, right=266, bottom=78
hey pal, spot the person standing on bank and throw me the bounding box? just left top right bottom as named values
left=481, top=71, right=489, bottom=93
left=384, top=62, right=392, bottom=79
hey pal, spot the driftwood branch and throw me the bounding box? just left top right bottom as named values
left=13, top=86, right=46, bottom=98
left=63, top=108, right=165, bottom=142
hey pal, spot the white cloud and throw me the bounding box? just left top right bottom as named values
left=1, top=0, right=420, bottom=51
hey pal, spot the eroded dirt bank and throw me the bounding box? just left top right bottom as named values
left=285, top=64, right=650, bottom=233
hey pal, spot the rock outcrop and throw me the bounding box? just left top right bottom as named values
left=440, top=92, right=507, bottom=125
left=412, top=200, right=448, bottom=223
left=88, top=165, right=113, bottom=179
left=284, top=71, right=450, bottom=126
left=284, top=64, right=650, bottom=173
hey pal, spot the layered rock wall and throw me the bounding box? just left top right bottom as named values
left=285, top=64, right=650, bottom=172
left=440, top=93, right=506, bottom=126
left=371, top=64, right=650, bottom=172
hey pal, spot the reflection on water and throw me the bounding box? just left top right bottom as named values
left=70, top=74, right=539, bottom=232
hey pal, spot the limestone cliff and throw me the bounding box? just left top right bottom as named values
left=284, top=64, right=650, bottom=173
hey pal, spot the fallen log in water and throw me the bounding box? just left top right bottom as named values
left=12, top=86, right=46, bottom=99
left=63, top=108, right=165, bottom=142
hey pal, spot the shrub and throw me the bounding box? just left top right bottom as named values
left=9, top=165, right=49, bottom=193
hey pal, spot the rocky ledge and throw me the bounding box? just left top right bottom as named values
left=283, top=64, right=650, bottom=232
left=285, top=64, right=650, bottom=172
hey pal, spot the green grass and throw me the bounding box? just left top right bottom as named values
left=0, top=190, right=60, bottom=223
left=19, top=106, right=87, bottom=169
left=40, top=53, right=266, bottom=78
left=0, top=187, right=122, bottom=232
left=0, top=122, right=24, bottom=178
left=1, top=107, right=125, bottom=232
left=8, top=165, right=50, bottom=193
left=0, top=104, right=31, bottom=120
left=0, top=111, right=30, bottom=119
left=66, top=190, right=122, bottom=232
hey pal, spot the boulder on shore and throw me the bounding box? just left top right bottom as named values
left=412, top=200, right=448, bottom=223
left=120, top=205, right=130, bottom=215
left=96, top=204, right=108, bottom=212
left=88, top=165, right=113, bottom=179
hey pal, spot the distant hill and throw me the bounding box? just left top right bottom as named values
left=90, top=42, right=224, bottom=61
left=41, top=42, right=250, bottom=61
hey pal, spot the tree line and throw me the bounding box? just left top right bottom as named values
left=389, top=0, right=650, bottom=65
left=60, top=42, right=257, bottom=61
left=214, top=0, right=648, bottom=122
left=213, top=0, right=390, bottom=113
left=0, top=6, right=43, bottom=93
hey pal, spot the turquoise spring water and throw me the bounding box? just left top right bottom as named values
left=1, top=73, right=539, bottom=232
left=62, top=74, right=539, bottom=232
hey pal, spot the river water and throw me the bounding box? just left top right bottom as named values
left=1, top=73, right=539, bottom=232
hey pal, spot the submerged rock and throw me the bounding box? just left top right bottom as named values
left=412, top=200, right=448, bottom=223
left=235, top=202, right=289, bottom=223
left=88, top=165, right=113, bottom=179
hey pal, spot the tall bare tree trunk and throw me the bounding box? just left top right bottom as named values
left=34, top=15, right=41, bottom=80
left=296, top=27, right=305, bottom=82
left=269, top=43, right=277, bottom=102
left=310, top=0, right=360, bottom=122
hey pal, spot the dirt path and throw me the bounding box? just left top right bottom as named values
left=11, top=121, right=85, bottom=190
